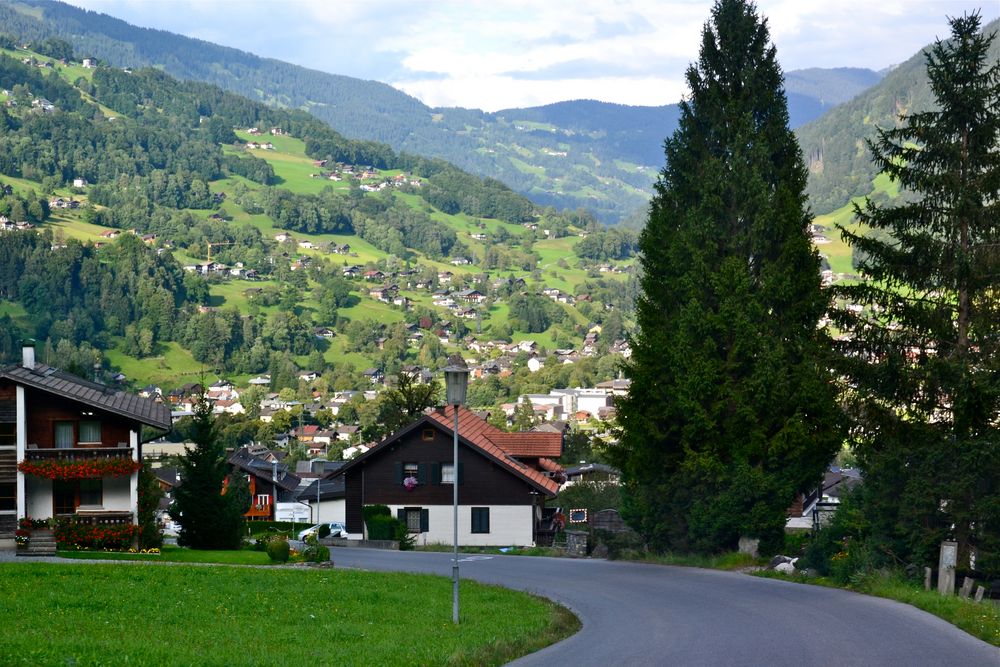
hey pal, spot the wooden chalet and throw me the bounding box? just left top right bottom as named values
left=0, top=344, right=172, bottom=539
left=339, top=406, right=562, bottom=546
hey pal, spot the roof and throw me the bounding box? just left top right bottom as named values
left=228, top=446, right=300, bottom=491
left=338, top=406, right=560, bottom=495
left=1, top=363, right=172, bottom=432
left=296, top=475, right=346, bottom=502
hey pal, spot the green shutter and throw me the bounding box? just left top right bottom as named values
left=420, top=509, right=429, bottom=533
left=457, top=462, right=465, bottom=485
left=430, top=462, right=441, bottom=485
left=482, top=508, right=489, bottom=533
left=393, top=462, right=403, bottom=484
left=397, top=508, right=405, bottom=523
left=417, top=463, right=428, bottom=485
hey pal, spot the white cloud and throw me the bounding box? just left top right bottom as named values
left=64, top=0, right=1000, bottom=109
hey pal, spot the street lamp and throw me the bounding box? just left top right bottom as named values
left=443, top=355, right=469, bottom=625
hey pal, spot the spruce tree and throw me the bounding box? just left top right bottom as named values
left=171, top=396, right=249, bottom=549
left=614, top=0, right=842, bottom=554
left=834, top=14, right=1000, bottom=576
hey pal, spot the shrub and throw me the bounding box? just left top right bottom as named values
left=366, top=515, right=399, bottom=540
left=318, top=523, right=332, bottom=539
left=266, top=537, right=290, bottom=563
left=302, top=535, right=331, bottom=563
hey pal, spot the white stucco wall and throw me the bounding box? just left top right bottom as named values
left=310, top=498, right=345, bottom=525
left=102, top=476, right=132, bottom=511
left=25, top=477, right=52, bottom=519
left=385, top=504, right=534, bottom=547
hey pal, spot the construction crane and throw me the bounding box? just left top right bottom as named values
left=206, top=240, right=235, bottom=264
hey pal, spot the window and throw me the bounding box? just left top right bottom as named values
left=421, top=429, right=435, bottom=441
left=0, top=482, right=14, bottom=511
left=441, top=464, right=455, bottom=484
left=79, top=479, right=102, bottom=507
left=471, top=507, right=490, bottom=534
left=79, top=420, right=101, bottom=445
left=55, top=422, right=74, bottom=449
left=403, top=462, right=419, bottom=478
left=399, top=507, right=429, bottom=533
left=256, top=494, right=270, bottom=506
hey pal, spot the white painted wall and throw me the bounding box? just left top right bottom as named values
left=103, top=476, right=132, bottom=511
left=25, top=477, right=52, bottom=518
left=309, top=498, right=345, bottom=525
left=385, top=504, right=534, bottom=547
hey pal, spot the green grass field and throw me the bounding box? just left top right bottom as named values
left=104, top=341, right=216, bottom=387
left=0, top=563, right=577, bottom=665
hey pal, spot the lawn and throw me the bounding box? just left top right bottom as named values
left=57, top=545, right=271, bottom=565
left=0, top=563, right=577, bottom=666
left=105, top=341, right=215, bottom=388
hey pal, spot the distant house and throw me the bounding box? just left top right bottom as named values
left=72, top=178, right=88, bottom=188
left=338, top=406, right=561, bottom=545
left=228, top=446, right=303, bottom=522
left=81, top=57, right=97, bottom=68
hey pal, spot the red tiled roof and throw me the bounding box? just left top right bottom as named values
left=426, top=406, right=560, bottom=495
left=537, top=457, right=564, bottom=473
left=490, top=432, right=563, bottom=457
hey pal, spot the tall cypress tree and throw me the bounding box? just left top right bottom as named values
left=614, top=0, right=842, bottom=554
left=834, top=14, right=1000, bottom=576
left=171, top=395, right=249, bottom=549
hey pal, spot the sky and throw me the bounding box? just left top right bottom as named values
left=63, top=1, right=1000, bottom=111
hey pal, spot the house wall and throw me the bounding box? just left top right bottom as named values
left=104, top=476, right=131, bottom=511
left=387, top=504, right=534, bottom=547
left=24, top=474, right=133, bottom=517
left=25, top=476, right=52, bottom=517
left=23, top=387, right=134, bottom=448
left=309, top=498, right=345, bottom=525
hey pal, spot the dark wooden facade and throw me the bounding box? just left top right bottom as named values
left=0, top=383, right=135, bottom=449
left=344, top=421, right=540, bottom=534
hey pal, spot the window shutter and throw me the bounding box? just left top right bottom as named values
left=457, top=462, right=465, bottom=485
left=430, top=462, right=441, bottom=485
left=397, top=508, right=405, bottom=523
left=420, top=508, right=429, bottom=533
left=482, top=508, right=489, bottom=533
left=393, top=461, right=403, bottom=485
left=417, top=463, right=428, bottom=485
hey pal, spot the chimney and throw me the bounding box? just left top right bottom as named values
left=21, top=339, right=35, bottom=369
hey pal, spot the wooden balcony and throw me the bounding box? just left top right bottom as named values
left=245, top=504, right=272, bottom=519
left=25, top=446, right=134, bottom=462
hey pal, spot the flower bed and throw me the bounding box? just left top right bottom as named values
left=18, top=458, right=142, bottom=480
left=55, top=520, right=137, bottom=551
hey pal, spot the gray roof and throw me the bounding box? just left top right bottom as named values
left=1, top=363, right=172, bottom=432
left=296, top=475, right=346, bottom=502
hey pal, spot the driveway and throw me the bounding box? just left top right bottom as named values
left=329, top=548, right=999, bottom=666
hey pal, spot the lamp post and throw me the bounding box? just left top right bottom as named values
left=443, top=355, right=469, bottom=625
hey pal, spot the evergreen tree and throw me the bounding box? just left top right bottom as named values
left=833, top=14, right=1000, bottom=577
left=136, top=463, right=164, bottom=550
left=614, top=0, right=842, bottom=554
left=171, top=396, right=249, bottom=549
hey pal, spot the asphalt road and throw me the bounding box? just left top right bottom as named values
left=330, top=548, right=999, bottom=666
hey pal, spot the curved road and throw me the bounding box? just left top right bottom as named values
left=330, top=548, right=999, bottom=666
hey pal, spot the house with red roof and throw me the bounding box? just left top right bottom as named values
left=338, top=406, right=562, bottom=546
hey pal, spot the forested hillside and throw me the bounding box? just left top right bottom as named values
left=0, top=43, right=637, bottom=393
left=797, top=18, right=1000, bottom=214
left=0, top=0, right=883, bottom=222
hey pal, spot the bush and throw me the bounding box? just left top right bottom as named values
left=366, top=515, right=399, bottom=540
left=266, top=537, right=290, bottom=563
left=319, top=523, right=332, bottom=539
left=302, top=535, right=331, bottom=563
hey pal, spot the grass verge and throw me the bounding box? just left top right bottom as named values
left=57, top=545, right=272, bottom=565
left=754, top=569, right=1000, bottom=647
left=0, top=563, right=578, bottom=666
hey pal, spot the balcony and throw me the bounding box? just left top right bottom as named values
left=25, top=445, right=134, bottom=463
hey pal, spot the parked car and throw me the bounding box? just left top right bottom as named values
left=297, top=522, right=346, bottom=541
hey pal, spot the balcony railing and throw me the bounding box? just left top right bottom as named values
left=25, top=446, right=133, bottom=462
left=66, top=511, right=135, bottom=526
